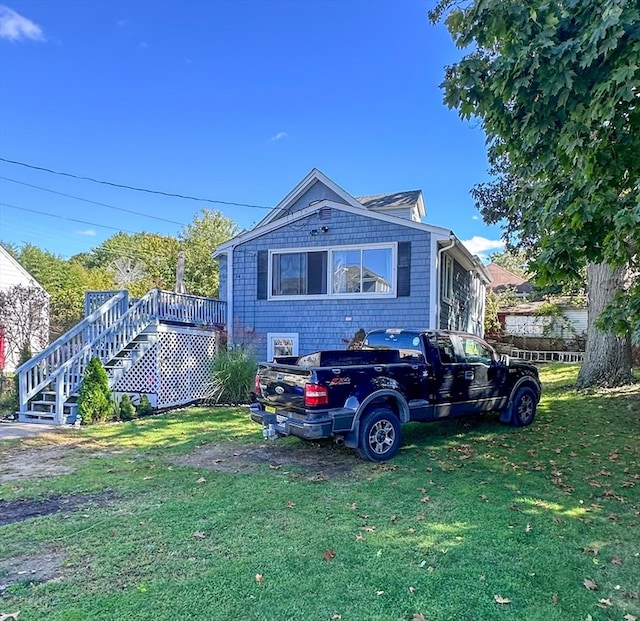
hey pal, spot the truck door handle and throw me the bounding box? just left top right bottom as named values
left=374, top=366, right=383, bottom=372
left=464, top=371, right=474, bottom=380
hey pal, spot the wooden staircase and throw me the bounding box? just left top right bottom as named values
left=16, top=289, right=225, bottom=424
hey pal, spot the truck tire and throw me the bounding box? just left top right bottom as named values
left=355, top=408, right=402, bottom=462
left=509, top=386, right=537, bottom=427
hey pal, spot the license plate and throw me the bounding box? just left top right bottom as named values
left=276, top=414, right=288, bottom=424
left=265, top=405, right=276, bottom=414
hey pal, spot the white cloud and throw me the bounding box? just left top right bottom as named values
left=460, top=236, right=504, bottom=260
left=269, top=132, right=287, bottom=141
left=76, top=229, right=97, bottom=237
left=0, top=5, right=45, bottom=41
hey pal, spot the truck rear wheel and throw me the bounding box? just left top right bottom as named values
left=509, top=386, right=537, bottom=427
left=355, top=408, right=402, bottom=462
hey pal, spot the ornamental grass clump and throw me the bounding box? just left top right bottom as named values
left=207, top=345, right=258, bottom=405
left=77, top=357, right=112, bottom=424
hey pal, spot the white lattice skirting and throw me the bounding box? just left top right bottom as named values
left=113, top=324, right=219, bottom=409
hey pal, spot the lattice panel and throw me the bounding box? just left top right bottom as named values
left=113, top=328, right=218, bottom=409
left=113, top=343, right=160, bottom=395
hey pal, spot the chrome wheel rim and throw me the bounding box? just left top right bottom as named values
left=518, top=393, right=534, bottom=422
left=368, top=420, right=396, bottom=455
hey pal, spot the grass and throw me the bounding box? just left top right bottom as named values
left=0, top=364, right=638, bottom=621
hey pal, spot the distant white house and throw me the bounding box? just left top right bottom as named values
left=0, top=246, right=49, bottom=372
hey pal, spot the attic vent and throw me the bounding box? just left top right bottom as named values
left=319, top=207, right=332, bottom=221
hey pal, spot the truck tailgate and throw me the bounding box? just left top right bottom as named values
left=256, top=363, right=310, bottom=414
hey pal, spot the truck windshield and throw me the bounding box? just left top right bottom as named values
left=363, top=331, right=424, bottom=360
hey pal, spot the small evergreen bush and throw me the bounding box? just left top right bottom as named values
left=137, top=394, right=154, bottom=417
left=77, top=357, right=112, bottom=424
left=119, top=393, right=136, bottom=421
left=207, top=346, right=258, bottom=405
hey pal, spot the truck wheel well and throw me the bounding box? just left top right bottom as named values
left=362, top=398, right=403, bottom=422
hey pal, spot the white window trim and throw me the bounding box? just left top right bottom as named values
left=267, top=332, right=299, bottom=362
left=441, top=254, right=454, bottom=303
left=267, top=242, right=397, bottom=301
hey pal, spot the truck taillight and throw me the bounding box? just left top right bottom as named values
left=254, top=374, right=261, bottom=395
left=304, top=383, right=328, bottom=407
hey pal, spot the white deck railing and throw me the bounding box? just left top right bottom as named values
left=17, top=289, right=226, bottom=422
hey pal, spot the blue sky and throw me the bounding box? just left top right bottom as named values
left=0, top=0, right=505, bottom=261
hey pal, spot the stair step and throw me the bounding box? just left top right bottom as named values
left=19, top=411, right=56, bottom=423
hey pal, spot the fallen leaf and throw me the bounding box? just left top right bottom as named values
left=583, top=578, right=599, bottom=591
left=525, top=523, right=532, bottom=532
left=415, top=514, right=425, bottom=521
left=582, top=546, right=599, bottom=555
left=286, top=501, right=295, bottom=508
left=376, top=590, right=384, bottom=596
left=196, top=477, right=206, bottom=483
left=610, top=556, right=623, bottom=565
left=348, top=503, right=358, bottom=510
left=355, top=533, right=364, bottom=541
left=420, top=496, right=430, bottom=503
left=142, top=476, right=153, bottom=480
left=552, top=594, right=558, bottom=604
left=331, top=615, right=342, bottom=620
left=0, top=613, right=20, bottom=621
left=494, top=595, right=511, bottom=605
left=624, top=592, right=638, bottom=599
left=323, top=549, right=336, bottom=561
left=193, top=531, right=207, bottom=538
left=623, top=614, right=637, bottom=621
left=412, top=614, right=427, bottom=621
left=597, top=598, right=612, bottom=608
left=409, top=586, right=416, bottom=594
left=390, top=515, right=398, bottom=522
left=255, top=573, right=264, bottom=583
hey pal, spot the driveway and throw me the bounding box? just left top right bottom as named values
left=0, top=421, right=66, bottom=441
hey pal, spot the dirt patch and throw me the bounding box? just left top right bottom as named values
left=172, top=440, right=362, bottom=480
left=0, top=445, right=77, bottom=484
left=0, top=490, right=116, bottom=526
left=0, top=549, right=66, bottom=592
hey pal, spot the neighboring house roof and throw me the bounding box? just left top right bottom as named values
left=486, top=263, right=531, bottom=294
left=0, top=245, right=48, bottom=294
left=499, top=299, right=587, bottom=315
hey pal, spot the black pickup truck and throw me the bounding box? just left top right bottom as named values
left=250, top=329, right=542, bottom=462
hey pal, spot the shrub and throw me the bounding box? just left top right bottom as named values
left=77, top=357, right=112, bottom=424
left=207, top=345, right=258, bottom=405
left=137, top=394, right=154, bottom=417
left=119, top=393, right=136, bottom=421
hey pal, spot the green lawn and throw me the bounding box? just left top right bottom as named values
left=0, top=364, right=638, bottom=621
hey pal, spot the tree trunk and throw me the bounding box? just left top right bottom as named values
left=576, top=262, right=633, bottom=389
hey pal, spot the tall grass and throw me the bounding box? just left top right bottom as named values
left=206, top=345, right=258, bottom=405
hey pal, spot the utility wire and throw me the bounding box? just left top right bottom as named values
left=0, top=202, right=139, bottom=234
left=0, top=157, right=274, bottom=210
left=1, top=176, right=189, bottom=226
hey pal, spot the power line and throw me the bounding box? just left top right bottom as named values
left=1, top=176, right=189, bottom=226
left=0, top=157, right=274, bottom=210
left=0, top=202, right=140, bottom=235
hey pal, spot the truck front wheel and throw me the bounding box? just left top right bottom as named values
left=355, top=408, right=402, bottom=462
left=509, top=386, right=538, bottom=427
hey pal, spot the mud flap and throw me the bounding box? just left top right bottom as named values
left=499, top=402, right=513, bottom=424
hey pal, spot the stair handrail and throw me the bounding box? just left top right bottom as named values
left=16, top=290, right=130, bottom=412
left=32, top=289, right=161, bottom=417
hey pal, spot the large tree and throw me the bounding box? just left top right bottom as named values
left=430, top=0, right=639, bottom=387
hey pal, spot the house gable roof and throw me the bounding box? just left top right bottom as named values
left=256, top=169, right=364, bottom=228
left=0, top=245, right=47, bottom=293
